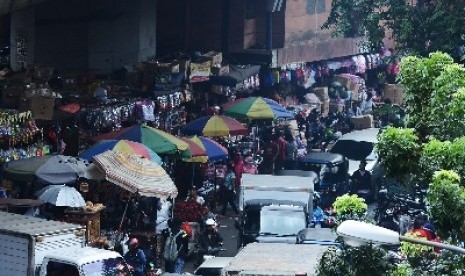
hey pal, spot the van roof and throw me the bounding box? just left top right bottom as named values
left=338, top=128, right=380, bottom=143
left=224, top=243, right=329, bottom=274
left=242, top=174, right=314, bottom=190
left=196, top=257, right=234, bottom=269
left=0, top=211, right=84, bottom=236
left=44, top=247, right=122, bottom=266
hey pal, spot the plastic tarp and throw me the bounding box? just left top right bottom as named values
left=209, top=65, right=261, bottom=87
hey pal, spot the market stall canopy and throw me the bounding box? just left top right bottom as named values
left=93, top=150, right=177, bottom=199
left=181, top=136, right=229, bottom=163
left=3, top=155, right=104, bottom=184
left=79, top=139, right=162, bottom=164
left=181, top=115, right=248, bottom=137
left=36, top=185, right=86, bottom=207
left=223, top=97, right=293, bottom=120
left=89, top=124, right=189, bottom=155
left=209, top=65, right=261, bottom=87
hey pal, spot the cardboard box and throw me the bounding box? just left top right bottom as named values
left=156, top=62, right=180, bottom=74
left=202, top=51, right=222, bottom=66
left=312, top=87, right=329, bottom=101
left=351, top=114, right=373, bottom=130
left=321, top=99, right=330, bottom=117
left=383, top=84, right=405, bottom=105
left=212, top=65, right=230, bottom=76
left=190, top=61, right=211, bottom=80
left=333, top=75, right=351, bottom=89
left=29, top=97, right=55, bottom=120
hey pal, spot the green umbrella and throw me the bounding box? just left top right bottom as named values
left=89, top=124, right=189, bottom=155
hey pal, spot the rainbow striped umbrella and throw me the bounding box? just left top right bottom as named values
left=93, top=150, right=177, bottom=199
left=182, top=115, right=248, bottom=137
left=79, top=140, right=162, bottom=164
left=89, top=124, right=188, bottom=155
left=181, top=136, right=228, bottom=163
left=223, top=97, right=293, bottom=120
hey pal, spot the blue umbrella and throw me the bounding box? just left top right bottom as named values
left=180, top=136, right=229, bottom=163
left=79, top=140, right=162, bottom=164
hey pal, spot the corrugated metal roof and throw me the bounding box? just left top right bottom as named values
left=0, top=211, right=84, bottom=236
left=0, top=0, right=53, bottom=15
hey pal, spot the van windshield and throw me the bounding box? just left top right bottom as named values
left=81, top=257, right=129, bottom=276
left=259, top=207, right=306, bottom=236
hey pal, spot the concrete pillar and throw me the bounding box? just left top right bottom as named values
left=10, top=7, right=35, bottom=71
left=138, top=0, right=157, bottom=61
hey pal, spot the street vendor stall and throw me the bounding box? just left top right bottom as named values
left=93, top=150, right=178, bottom=266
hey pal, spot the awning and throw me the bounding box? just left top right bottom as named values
left=209, top=65, right=261, bottom=87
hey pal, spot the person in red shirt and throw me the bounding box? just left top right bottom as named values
left=233, top=151, right=244, bottom=190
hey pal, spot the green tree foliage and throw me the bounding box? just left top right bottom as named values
left=426, top=170, right=465, bottom=243
left=418, top=138, right=465, bottom=186
left=317, top=244, right=395, bottom=276
left=397, top=52, right=454, bottom=141
left=376, top=127, right=420, bottom=184
left=323, top=0, right=465, bottom=56
left=332, top=194, right=367, bottom=218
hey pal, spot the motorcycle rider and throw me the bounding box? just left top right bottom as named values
left=196, top=218, right=224, bottom=265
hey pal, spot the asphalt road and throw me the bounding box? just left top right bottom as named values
left=183, top=210, right=240, bottom=274
left=182, top=203, right=377, bottom=274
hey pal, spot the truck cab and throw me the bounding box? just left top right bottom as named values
left=0, top=211, right=128, bottom=276
left=236, top=174, right=316, bottom=247
left=40, top=247, right=129, bottom=276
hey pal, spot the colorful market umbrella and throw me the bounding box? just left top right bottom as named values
left=79, top=140, right=162, bottom=164
left=93, top=150, right=177, bottom=199
left=181, top=136, right=228, bottom=163
left=89, top=124, right=189, bottom=155
left=35, top=185, right=86, bottom=207
left=3, top=155, right=103, bottom=184
left=181, top=115, right=248, bottom=137
left=180, top=137, right=209, bottom=163
left=223, top=97, right=293, bottom=120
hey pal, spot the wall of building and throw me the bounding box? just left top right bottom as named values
left=30, top=0, right=156, bottom=73
left=278, top=0, right=363, bottom=65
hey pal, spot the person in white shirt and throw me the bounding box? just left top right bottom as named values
left=360, top=91, right=375, bottom=114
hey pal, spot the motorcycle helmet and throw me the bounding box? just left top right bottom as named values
left=206, top=218, right=217, bottom=226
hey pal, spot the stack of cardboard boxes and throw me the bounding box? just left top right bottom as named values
left=333, top=74, right=360, bottom=100
left=383, top=84, right=405, bottom=105
left=350, top=114, right=373, bottom=130
left=312, top=87, right=329, bottom=117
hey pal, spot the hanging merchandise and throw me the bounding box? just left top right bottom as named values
left=78, top=100, right=138, bottom=135
left=0, top=109, right=46, bottom=163
left=135, top=100, right=156, bottom=122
